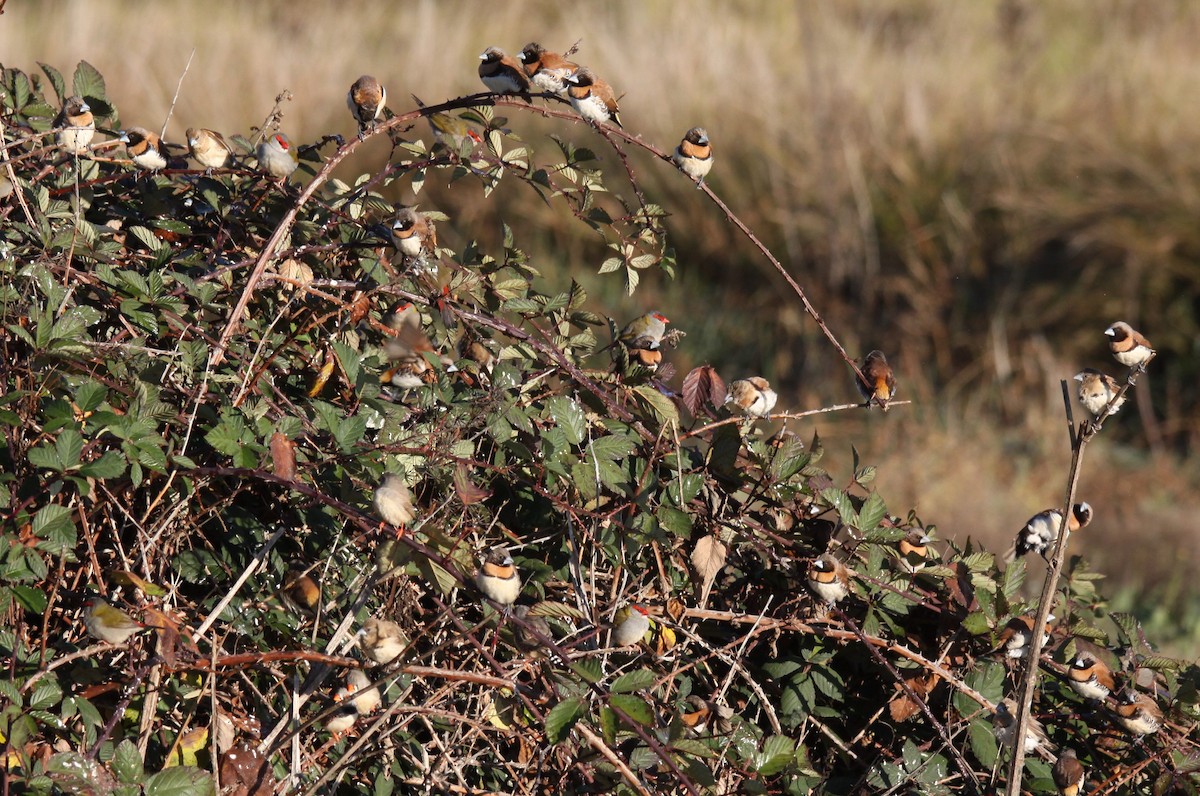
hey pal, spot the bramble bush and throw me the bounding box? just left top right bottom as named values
left=1, top=59, right=1198, bottom=795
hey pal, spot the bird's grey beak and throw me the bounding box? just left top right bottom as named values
left=119, top=131, right=130, bottom=143
left=80, top=101, right=91, bottom=113
left=479, top=54, right=487, bottom=61
left=1073, top=374, right=1083, bottom=382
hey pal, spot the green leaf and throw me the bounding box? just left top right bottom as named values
left=545, top=697, right=586, bottom=744
left=546, top=396, right=586, bottom=446
left=39, top=62, right=68, bottom=103
left=72, top=60, right=108, bottom=104
left=632, top=384, right=679, bottom=426
left=757, top=735, right=796, bottom=776
left=609, top=694, right=654, bottom=727
left=143, top=766, right=215, bottom=796
left=79, top=451, right=126, bottom=479
left=112, top=739, right=144, bottom=784
left=571, top=658, right=603, bottom=685
left=856, top=493, right=887, bottom=533
left=611, top=668, right=657, bottom=694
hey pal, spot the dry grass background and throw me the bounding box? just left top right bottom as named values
left=5, top=0, right=1199, bottom=655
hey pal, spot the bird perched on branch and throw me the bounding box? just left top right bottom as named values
left=517, top=42, right=579, bottom=94
left=993, top=613, right=1054, bottom=660
left=564, top=67, right=622, bottom=128
left=1074, top=368, right=1124, bottom=419
left=992, top=697, right=1050, bottom=754
left=478, top=47, right=530, bottom=95
left=807, top=555, right=851, bottom=605
left=83, top=597, right=149, bottom=644
left=611, top=604, right=651, bottom=647
left=475, top=547, right=521, bottom=606
left=1052, top=748, right=1085, bottom=796
left=120, top=127, right=168, bottom=172
left=389, top=205, right=438, bottom=272
left=1114, top=689, right=1162, bottom=735
left=256, top=132, right=298, bottom=181
left=856, top=350, right=896, bottom=411
left=359, top=617, right=407, bottom=665
left=347, top=75, right=386, bottom=138
left=895, top=530, right=933, bottom=574
left=282, top=561, right=322, bottom=617
left=672, top=127, right=713, bottom=187
left=380, top=302, right=444, bottom=390
left=186, top=127, right=235, bottom=172
left=725, top=377, right=777, bottom=419
left=1067, top=652, right=1115, bottom=701
left=1104, top=321, right=1154, bottom=371
left=373, top=471, right=415, bottom=529
left=1004, top=502, right=1093, bottom=562
left=53, top=95, right=94, bottom=155
left=614, top=311, right=670, bottom=373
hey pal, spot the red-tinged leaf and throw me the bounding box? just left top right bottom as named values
left=270, top=432, right=296, bottom=481
left=348, top=292, right=370, bottom=325
left=453, top=464, right=491, bottom=505
left=682, top=365, right=726, bottom=417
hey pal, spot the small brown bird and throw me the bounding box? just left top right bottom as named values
left=120, top=127, right=168, bottom=172
left=373, top=472, right=415, bottom=528
left=994, top=614, right=1054, bottom=659
left=1052, top=748, right=1085, bottom=796
left=389, top=205, right=438, bottom=271
left=672, top=127, right=713, bottom=187
left=611, top=604, right=652, bottom=647
left=282, top=561, right=321, bottom=616
left=856, top=350, right=897, bottom=410
left=478, top=47, right=530, bottom=95
left=83, top=598, right=147, bottom=644
left=475, top=547, right=521, bottom=606
left=347, top=75, right=387, bottom=138
left=725, top=377, right=778, bottom=419
left=510, top=604, right=553, bottom=656
left=1005, top=502, right=1093, bottom=562
left=1067, top=652, right=1115, bottom=701
left=256, top=132, right=299, bottom=181
left=186, top=127, right=234, bottom=172
left=381, top=302, right=444, bottom=390
left=992, top=698, right=1050, bottom=754
left=1114, top=689, right=1162, bottom=735
left=564, top=67, right=622, bottom=128
left=359, top=617, right=407, bottom=665
left=1104, top=321, right=1154, bottom=370
left=517, top=42, right=579, bottom=94
left=1074, top=368, right=1124, bottom=418
left=896, top=530, right=933, bottom=574
left=53, top=95, right=95, bottom=154
left=807, top=555, right=851, bottom=604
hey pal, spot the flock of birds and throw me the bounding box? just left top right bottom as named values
left=41, top=40, right=1166, bottom=790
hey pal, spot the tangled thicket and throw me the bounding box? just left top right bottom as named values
left=2, top=60, right=1198, bottom=796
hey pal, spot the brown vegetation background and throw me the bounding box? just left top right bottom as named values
left=5, top=0, right=1198, bottom=654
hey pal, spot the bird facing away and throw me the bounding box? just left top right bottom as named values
left=564, top=67, right=623, bottom=128
left=1074, top=368, right=1124, bottom=418
left=992, top=698, right=1049, bottom=754
left=517, top=42, right=579, bottom=94
left=53, top=95, right=95, bottom=154
left=475, top=547, right=521, bottom=605
left=256, top=132, right=299, bottom=180
left=347, top=75, right=387, bottom=137
left=121, top=127, right=168, bottom=172
left=1067, top=652, right=1115, bottom=700
left=282, top=561, right=321, bottom=616
left=807, top=555, right=851, bottom=604
left=373, top=472, right=415, bottom=528
left=1052, top=748, right=1085, bottom=796
left=83, top=598, right=147, bottom=644
left=1105, top=321, right=1154, bottom=370
left=856, top=350, right=897, bottom=410
left=186, top=127, right=234, bottom=171
left=611, top=604, right=651, bottom=647
left=359, top=617, right=407, bottom=665
left=478, top=47, right=530, bottom=94
left=1114, top=690, right=1162, bottom=735
left=725, top=377, right=778, bottom=419
left=993, top=613, right=1054, bottom=659
left=1005, top=502, right=1093, bottom=562
left=672, top=127, right=714, bottom=186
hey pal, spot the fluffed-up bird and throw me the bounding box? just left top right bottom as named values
left=282, top=561, right=322, bottom=616
left=1067, top=652, right=1115, bottom=701
left=611, top=604, right=651, bottom=647
left=725, top=377, right=778, bottom=419
left=347, top=75, right=386, bottom=138
left=83, top=597, right=148, bottom=644
left=672, top=127, right=713, bottom=186
left=343, top=669, right=381, bottom=716
left=1114, top=689, right=1162, bottom=735
left=856, top=350, right=897, bottom=410
left=1052, top=748, right=1085, bottom=796
left=256, top=132, right=299, bottom=181
left=475, top=547, right=521, bottom=606
left=53, top=95, right=95, bottom=154
left=993, top=614, right=1054, bottom=660
left=359, top=617, right=407, bottom=665
left=479, top=47, right=530, bottom=95
left=1005, top=502, right=1093, bottom=562
left=992, top=698, right=1049, bottom=754
left=186, top=127, right=235, bottom=172
left=1105, top=321, right=1154, bottom=370
left=807, top=555, right=851, bottom=604
left=1074, top=368, right=1124, bottom=418
left=120, top=127, right=168, bottom=172
left=564, top=67, right=622, bottom=128
left=510, top=604, right=553, bottom=656
left=896, top=530, right=933, bottom=574
left=373, top=472, right=415, bottom=528
left=389, top=205, right=438, bottom=268
left=517, top=42, right=579, bottom=94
